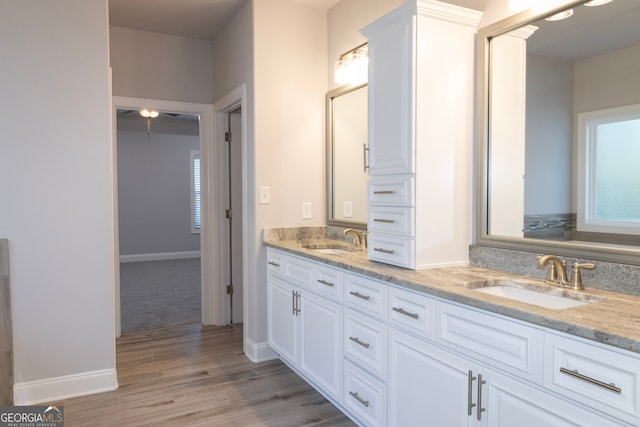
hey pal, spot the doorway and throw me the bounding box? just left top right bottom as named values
left=112, top=97, right=217, bottom=337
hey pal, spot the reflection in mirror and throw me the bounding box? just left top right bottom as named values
left=327, top=84, right=368, bottom=228
left=478, top=0, right=640, bottom=264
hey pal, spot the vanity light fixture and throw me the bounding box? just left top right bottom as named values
left=584, top=0, right=613, bottom=6
left=334, top=42, right=368, bottom=85
left=139, top=109, right=160, bottom=140
left=545, top=8, right=574, bottom=21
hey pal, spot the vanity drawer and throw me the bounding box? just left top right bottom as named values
left=344, top=273, right=388, bottom=320
left=345, top=309, right=387, bottom=380
left=283, top=255, right=313, bottom=288
left=266, top=248, right=283, bottom=276
left=344, top=361, right=387, bottom=427
left=368, top=206, right=414, bottom=236
left=311, top=264, right=343, bottom=302
left=388, top=287, right=434, bottom=339
left=544, top=332, right=640, bottom=424
left=368, top=175, right=415, bottom=206
left=437, top=302, right=543, bottom=383
left=367, top=233, right=414, bottom=269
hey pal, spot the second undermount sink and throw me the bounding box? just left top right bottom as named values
left=468, top=279, right=604, bottom=310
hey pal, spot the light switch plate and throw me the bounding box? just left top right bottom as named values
left=259, top=186, right=271, bottom=204
left=343, top=201, right=353, bottom=218
left=302, top=202, right=312, bottom=219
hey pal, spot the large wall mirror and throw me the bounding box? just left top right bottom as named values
left=327, top=83, right=368, bottom=229
left=477, top=0, right=640, bottom=264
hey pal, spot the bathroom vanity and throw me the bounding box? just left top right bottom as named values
left=265, top=238, right=640, bottom=426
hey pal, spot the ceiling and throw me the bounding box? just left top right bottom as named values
left=109, top=0, right=487, bottom=41
left=109, top=0, right=341, bottom=41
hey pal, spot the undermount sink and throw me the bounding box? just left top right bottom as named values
left=300, top=242, right=359, bottom=255
left=468, top=279, right=604, bottom=310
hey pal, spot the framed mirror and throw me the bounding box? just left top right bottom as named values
left=476, top=0, right=640, bottom=264
left=327, top=83, right=368, bottom=229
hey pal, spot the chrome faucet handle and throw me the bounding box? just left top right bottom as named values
left=569, top=263, right=595, bottom=291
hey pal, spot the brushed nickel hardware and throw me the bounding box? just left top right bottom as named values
left=373, top=218, right=395, bottom=223
left=373, top=190, right=395, bottom=195
left=349, top=391, right=370, bottom=408
left=349, top=291, right=371, bottom=301
left=344, top=228, right=368, bottom=249
left=349, top=336, right=370, bottom=349
left=317, top=279, right=335, bottom=287
left=467, top=371, right=477, bottom=416
left=225, top=209, right=232, bottom=219
left=226, top=285, right=233, bottom=295
left=295, top=292, right=301, bottom=315
left=477, top=374, right=486, bottom=421
left=537, top=255, right=596, bottom=290
left=374, top=247, right=395, bottom=254
left=267, top=261, right=280, bottom=267
left=292, top=290, right=296, bottom=315
left=363, top=143, right=369, bottom=172
left=392, top=306, right=418, bottom=319
left=569, top=263, right=595, bottom=290
left=559, top=367, right=621, bottom=393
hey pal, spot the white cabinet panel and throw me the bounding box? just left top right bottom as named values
left=267, top=277, right=298, bottom=366
left=344, top=362, right=387, bottom=427
left=345, top=309, right=387, bottom=380
left=388, top=286, right=434, bottom=338
left=368, top=233, right=414, bottom=269
left=368, top=206, right=415, bottom=236
left=344, top=273, right=388, bottom=320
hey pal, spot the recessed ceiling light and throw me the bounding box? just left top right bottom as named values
left=545, top=9, right=574, bottom=21
left=584, top=0, right=613, bottom=6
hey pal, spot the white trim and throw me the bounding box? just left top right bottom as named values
left=119, top=251, right=201, bottom=263
left=14, top=369, right=118, bottom=405
left=190, top=149, right=201, bottom=234
left=112, top=96, right=214, bottom=337
left=244, top=338, right=278, bottom=363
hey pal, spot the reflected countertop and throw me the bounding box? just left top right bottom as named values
left=264, top=237, right=640, bottom=354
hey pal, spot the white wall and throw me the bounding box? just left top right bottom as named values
left=0, top=0, right=117, bottom=403
left=110, top=26, right=214, bottom=104
left=117, top=116, right=201, bottom=256
left=525, top=54, right=573, bottom=215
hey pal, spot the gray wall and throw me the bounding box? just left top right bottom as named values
left=117, top=115, right=201, bottom=255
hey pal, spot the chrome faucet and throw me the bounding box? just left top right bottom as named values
left=537, top=255, right=595, bottom=290
left=343, top=228, right=368, bottom=249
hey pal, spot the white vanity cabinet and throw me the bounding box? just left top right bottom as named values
left=266, top=250, right=343, bottom=403
left=266, top=248, right=637, bottom=426
left=361, top=0, right=482, bottom=269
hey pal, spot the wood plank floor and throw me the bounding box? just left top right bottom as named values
left=48, top=323, right=356, bottom=426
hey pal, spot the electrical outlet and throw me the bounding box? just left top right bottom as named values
left=259, top=186, right=271, bottom=204
left=302, top=202, right=312, bottom=219
left=343, top=201, right=353, bottom=218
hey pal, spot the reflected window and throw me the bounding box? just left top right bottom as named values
left=577, top=104, right=640, bottom=234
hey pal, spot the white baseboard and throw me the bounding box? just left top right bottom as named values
left=14, top=368, right=118, bottom=405
left=119, top=251, right=201, bottom=263
left=244, top=338, right=278, bottom=363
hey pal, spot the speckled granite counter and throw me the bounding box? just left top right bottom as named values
left=264, top=235, right=640, bottom=355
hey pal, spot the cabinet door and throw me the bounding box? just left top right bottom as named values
left=267, top=277, right=298, bottom=367
left=486, top=370, right=625, bottom=427
left=388, top=329, right=475, bottom=427
left=367, top=15, right=415, bottom=175
left=299, top=291, right=343, bottom=402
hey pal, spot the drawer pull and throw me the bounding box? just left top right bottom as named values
left=467, top=370, right=477, bottom=416
left=374, top=247, right=395, bottom=254
left=317, top=279, right=335, bottom=287
left=373, top=218, right=395, bottom=223
left=349, top=336, right=371, bottom=349
left=268, top=261, right=280, bottom=267
left=477, top=374, right=487, bottom=421
left=373, top=190, right=395, bottom=195
left=559, top=367, right=622, bottom=394
left=392, top=306, right=419, bottom=319
left=349, top=291, right=371, bottom=301
left=349, top=391, right=370, bottom=408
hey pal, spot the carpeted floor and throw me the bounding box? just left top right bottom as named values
left=120, top=258, right=201, bottom=333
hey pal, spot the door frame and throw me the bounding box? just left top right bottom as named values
left=111, top=96, right=217, bottom=336
left=212, top=85, right=249, bottom=352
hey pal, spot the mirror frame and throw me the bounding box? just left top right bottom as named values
left=326, top=82, right=368, bottom=230
left=475, top=0, right=640, bottom=265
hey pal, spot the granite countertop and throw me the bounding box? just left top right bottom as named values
left=264, top=237, right=640, bottom=355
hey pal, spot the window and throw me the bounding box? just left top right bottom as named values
left=577, top=104, right=640, bottom=235
left=191, top=150, right=201, bottom=233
